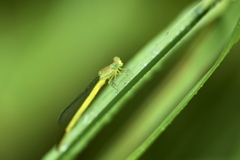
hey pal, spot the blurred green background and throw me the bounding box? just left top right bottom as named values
left=0, top=0, right=239, bottom=159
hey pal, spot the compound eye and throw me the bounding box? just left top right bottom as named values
left=113, top=63, right=119, bottom=69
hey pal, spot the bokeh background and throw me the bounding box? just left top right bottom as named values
left=0, top=0, right=239, bottom=159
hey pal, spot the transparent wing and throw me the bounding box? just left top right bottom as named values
left=58, top=76, right=99, bottom=128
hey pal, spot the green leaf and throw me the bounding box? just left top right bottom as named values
left=43, top=0, right=240, bottom=159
